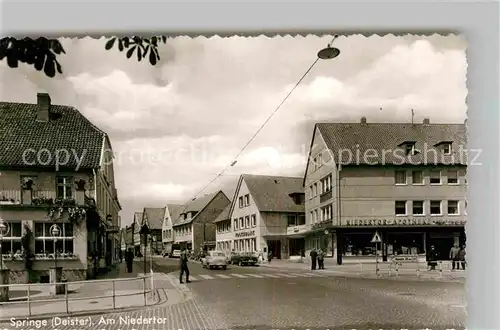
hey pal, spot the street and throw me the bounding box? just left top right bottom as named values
left=0, top=258, right=465, bottom=330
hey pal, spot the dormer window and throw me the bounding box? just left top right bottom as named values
left=399, top=141, right=417, bottom=155
left=442, top=143, right=452, bottom=155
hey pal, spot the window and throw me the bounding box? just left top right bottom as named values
left=233, top=219, right=238, bottom=230
left=321, top=175, right=332, bottom=193
left=239, top=218, right=244, bottom=229
left=238, top=197, right=243, bottom=208
left=443, top=143, right=452, bottom=155
left=244, top=194, right=250, bottom=206
left=448, top=200, right=459, bottom=215
left=313, top=183, right=318, bottom=196
left=0, top=221, right=22, bottom=256
left=34, top=223, right=74, bottom=256
left=56, top=176, right=73, bottom=199
left=395, top=171, right=407, bottom=185
left=405, top=143, right=416, bottom=155
left=412, top=171, right=423, bottom=185
left=251, top=214, right=256, bottom=227
left=245, top=216, right=250, bottom=228
left=430, top=201, right=442, bottom=215
left=412, top=201, right=424, bottom=215
left=395, top=201, right=407, bottom=215
left=429, top=171, right=441, bottom=184
left=447, top=170, right=459, bottom=184
left=321, top=205, right=332, bottom=221
left=465, top=199, right=468, bottom=215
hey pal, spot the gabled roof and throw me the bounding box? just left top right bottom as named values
left=133, top=212, right=143, bottom=232
left=315, top=121, right=467, bottom=167
left=213, top=204, right=231, bottom=223
left=0, top=98, right=104, bottom=169
left=242, top=174, right=305, bottom=213
left=142, top=207, right=165, bottom=230
left=173, top=191, right=222, bottom=226
left=166, top=204, right=184, bottom=226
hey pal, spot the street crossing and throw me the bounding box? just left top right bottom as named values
left=171, top=271, right=336, bottom=282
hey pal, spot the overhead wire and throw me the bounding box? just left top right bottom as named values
left=186, top=35, right=340, bottom=202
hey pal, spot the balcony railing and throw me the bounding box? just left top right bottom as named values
left=319, top=189, right=333, bottom=203
left=0, top=190, right=89, bottom=207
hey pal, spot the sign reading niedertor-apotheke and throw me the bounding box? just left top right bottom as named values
left=344, top=218, right=466, bottom=226
left=235, top=230, right=255, bottom=238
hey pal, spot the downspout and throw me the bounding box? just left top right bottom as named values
left=337, top=163, right=342, bottom=265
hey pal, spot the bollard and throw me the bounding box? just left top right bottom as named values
left=416, top=259, right=420, bottom=277
left=395, top=263, right=399, bottom=277
left=112, top=280, right=116, bottom=310
left=143, top=277, right=146, bottom=306
left=27, top=284, right=31, bottom=317
left=439, top=262, right=443, bottom=279
left=65, top=281, right=69, bottom=314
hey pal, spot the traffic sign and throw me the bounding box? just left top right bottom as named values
left=371, top=231, right=382, bottom=243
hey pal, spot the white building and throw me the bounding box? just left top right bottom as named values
left=215, top=174, right=305, bottom=259
left=161, top=204, right=183, bottom=254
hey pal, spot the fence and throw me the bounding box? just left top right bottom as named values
left=355, top=258, right=466, bottom=279
left=0, top=273, right=155, bottom=318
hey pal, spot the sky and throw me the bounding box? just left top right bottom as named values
left=0, top=34, right=467, bottom=227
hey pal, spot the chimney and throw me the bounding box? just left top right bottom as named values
left=360, top=117, right=367, bottom=124
left=423, top=118, right=430, bottom=125
left=36, top=93, right=51, bottom=122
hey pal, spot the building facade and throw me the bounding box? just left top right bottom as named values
left=215, top=174, right=305, bottom=259
left=0, top=93, right=121, bottom=283
left=161, top=204, right=183, bottom=255
left=303, top=117, right=467, bottom=264
left=140, top=208, right=164, bottom=255
left=173, top=191, right=230, bottom=251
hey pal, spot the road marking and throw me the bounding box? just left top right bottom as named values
left=246, top=274, right=265, bottom=278
left=189, top=276, right=198, bottom=281
left=278, top=273, right=298, bottom=278
left=229, top=273, right=248, bottom=278
left=307, top=272, right=327, bottom=276
left=199, top=274, right=215, bottom=280
left=214, top=274, right=232, bottom=279
left=289, top=272, right=311, bottom=277
left=261, top=273, right=280, bottom=278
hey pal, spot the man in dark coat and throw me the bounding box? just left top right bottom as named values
left=126, top=248, right=134, bottom=273
left=179, top=249, right=191, bottom=284
left=310, top=248, right=318, bottom=270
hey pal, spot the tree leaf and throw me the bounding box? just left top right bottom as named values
left=55, top=61, right=63, bottom=74
left=6, top=53, right=18, bottom=68
left=126, top=46, right=136, bottom=59
left=118, top=39, right=124, bottom=51
left=137, top=46, right=142, bottom=61
left=44, top=57, right=56, bottom=77
left=34, top=54, right=45, bottom=71
left=149, top=48, right=157, bottom=65
left=161, top=36, right=167, bottom=43
left=151, top=36, right=158, bottom=46
left=123, top=37, right=130, bottom=48
left=105, top=38, right=116, bottom=50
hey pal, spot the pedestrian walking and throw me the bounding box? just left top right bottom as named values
left=310, top=248, right=318, bottom=270
left=427, top=245, right=438, bottom=270
left=125, top=248, right=134, bottom=273
left=179, top=249, right=191, bottom=284
left=459, top=245, right=466, bottom=270
left=317, top=249, right=325, bottom=269
left=449, top=243, right=460, bottom=270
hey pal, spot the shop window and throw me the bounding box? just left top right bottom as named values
left=447, top=200, right=459, bottom=215
left=387, top=233, right=425, bottom=255
left=412, top=201, right=424, bottom=215
left=395, top=201, right=407, bottom=215
left=430, top=200, right=442, bottom=215
left=34, top=223, right=75, bottom=256
left=343, top=233, right=379, bottom=256
left=0, top=221, right=22, bottom=256
left=395, top=171, right=407, bottom=185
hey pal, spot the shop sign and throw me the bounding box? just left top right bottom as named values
left=286, top=224, right=310, bottom=235
left=344, top=218, right=466, bottom=227
left=235, top=230, right=255, bottom=238
left=389, top=255, right=419, bottom=263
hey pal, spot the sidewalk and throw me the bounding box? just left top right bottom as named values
left=0, top=262, right=169, bottom=320
left=260, top=258, right=466, bottom=282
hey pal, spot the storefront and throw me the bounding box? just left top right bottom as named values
left=336, top=218, right=466, bottom=264
left=234, top=229, right=257, bottom=253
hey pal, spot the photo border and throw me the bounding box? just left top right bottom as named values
left=1, top=1, right=499, bottom=329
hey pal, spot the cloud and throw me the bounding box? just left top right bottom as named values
left=0, top=35, right=467, bottom=226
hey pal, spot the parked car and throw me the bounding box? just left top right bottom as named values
left=171, top=250, right=181, bottom=258
left=201, top=251, right=227, bottom=270
left=231, top=252, right=258, bottom=266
